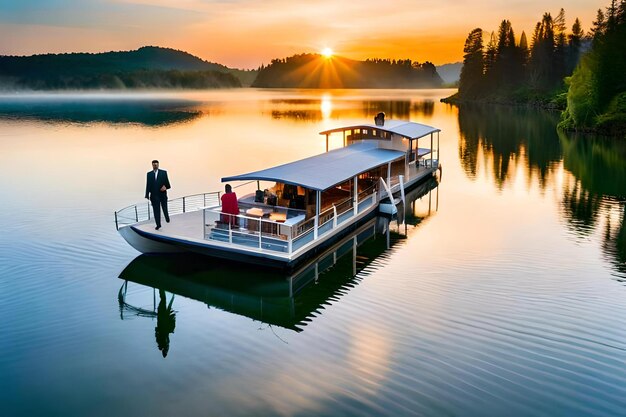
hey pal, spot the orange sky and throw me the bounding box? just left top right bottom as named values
left=0, top=0, right=607, bottom=68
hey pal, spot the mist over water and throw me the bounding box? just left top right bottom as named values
left=1, top=89, right=625, bottom=416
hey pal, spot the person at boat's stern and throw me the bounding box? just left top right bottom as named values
left=145, top=160, right=171, bottom=230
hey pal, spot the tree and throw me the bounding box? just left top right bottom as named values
left=459, top=28, right=485, bottom=98
left=492, top=20, right=523, bottom=89
left=567, top=18, right=584, bottom=73
left=484, top=31, right=497, bottom=77
left=561, top=0, right=626, bottom=133
left=590, top=9, right=606, bottom=41
left=530, top=13, right=556, bottom=89
left=554, top=9, right=568, bottom=84
left=519, top=31, right=530, bottom=68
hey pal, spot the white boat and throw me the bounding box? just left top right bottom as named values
left=115, top=115, right=441, bottom=270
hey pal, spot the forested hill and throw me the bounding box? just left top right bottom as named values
left=0, top=46, right=246, bottom=89
left=445, top=1, right=626, bottom=136
left=252, top=54, right=443, bottom=88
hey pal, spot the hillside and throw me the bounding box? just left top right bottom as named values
left=0, top=46, right=245, bottom=90
left=436, top=62, right=462, bottom=85
left=252, top=54, right=443, bottom=88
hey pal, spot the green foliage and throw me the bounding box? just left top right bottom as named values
left=596, top=92, right=626, bottom=135
left=559, top=55, right=598, bottom=129
left=0, top=46, right=243, bottom=90
left=560, top=0, right=626, bottom=136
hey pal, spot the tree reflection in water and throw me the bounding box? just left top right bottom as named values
left=267, top=98, right=434, bottom=122
left=457, top=104, right=561, bottom=188
left=456, top=103, right=626, bottom=278
left=560, top=132, right=626, bottom=276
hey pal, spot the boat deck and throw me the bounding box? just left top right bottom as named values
left=134, top=209, right=205, bottom=240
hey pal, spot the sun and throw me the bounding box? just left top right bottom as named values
left=321, top=47, right=333, bottom=58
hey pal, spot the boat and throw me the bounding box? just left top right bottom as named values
left=114, top=114, right=441, bottom=270
left=117, top=179, right=438, bottom=337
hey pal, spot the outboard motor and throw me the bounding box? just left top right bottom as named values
left=374, top=112, right=385, bottom=126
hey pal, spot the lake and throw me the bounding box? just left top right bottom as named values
left=1, top=89, right=625, bottom=417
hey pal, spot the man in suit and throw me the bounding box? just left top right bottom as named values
left=145, top=160, right=171, bottom=230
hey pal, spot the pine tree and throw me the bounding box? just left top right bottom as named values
left=567, top=18, right=584, bottom=73
left=519, top=31, right=529, bottom=67
left=554, top=9, right=568, bottom=84
left=591, top=9, right=606, bottom=41
left=530, top=13, right=556, bottom=89
left=459, top=28, right=485, bottom=98
left=484, top=31, right=497, bottom=77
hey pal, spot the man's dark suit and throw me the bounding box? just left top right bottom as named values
left=145, top=169, right=171, bottom=228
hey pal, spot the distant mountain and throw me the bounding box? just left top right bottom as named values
left=436, top=62, right=462, bottom=85
left=0, top=46, right=249, bottom=90
left=252, top=54, right=443, bottom=88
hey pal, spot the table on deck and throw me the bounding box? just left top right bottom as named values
left=244, top=208, right=304, bottom=239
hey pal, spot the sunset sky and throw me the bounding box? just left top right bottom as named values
left=1, top=0, right=607, bottom=68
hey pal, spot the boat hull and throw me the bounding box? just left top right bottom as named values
left=119, top=225, right=186, bottom=254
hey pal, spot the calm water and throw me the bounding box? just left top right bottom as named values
left=1, top=89, right=626, bottom=417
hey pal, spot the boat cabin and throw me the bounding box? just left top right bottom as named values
left=202, top=117, right=440, bottom=256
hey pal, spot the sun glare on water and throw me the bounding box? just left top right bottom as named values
left=321, top=47, right=333, bottom=58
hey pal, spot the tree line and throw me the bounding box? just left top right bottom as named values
left=458, top=8, right=585, bottom=101
left=454, top=1, right=626, bottom=135
left=252, top=54, right=442, bottom=88
left=0, top=69, right=241, bottom=90
left=0, top=46, right=242, bottom=90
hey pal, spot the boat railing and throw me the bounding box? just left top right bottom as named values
left=203, top=210, right=296, bottom=253
left=319, top=196, right=353, bottom=225
left=202, top=190, right=379, bottom=256
left=357, top=184, right=376, bottom=202
left=115, top=191, right=221, bottom=230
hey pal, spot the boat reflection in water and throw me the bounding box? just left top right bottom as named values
left=118, top=178, right=438, bottom=354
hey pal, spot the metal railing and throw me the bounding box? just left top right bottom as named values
left=203, top=210, right=293, bottom=253
left=357, top=184, right=377, bottom=202
left=115, top=191, right=221, bottom=230
left=202, top=188, right=379, bottom=256
left=116, top=185, right=382, bottom=255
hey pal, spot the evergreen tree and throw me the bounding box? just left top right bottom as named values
left=591, top=9, right=606, bottom=41
left=459, top=28, right=485, bottom=98
left=554, top=9, right=568, bottom=84
left=519, top=31, right=530, bottom=68
left=493, top=20, right=524, bottom=89
left=530, top=13, right=556, bottom=89
left=484, top=31, right=497, bottom=77
left=567, top=18, right=584, bottom=73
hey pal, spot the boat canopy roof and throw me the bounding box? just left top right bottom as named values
left=222, top=142, right=405, bottom=191
left=319, top=119, right=440, bottom=140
